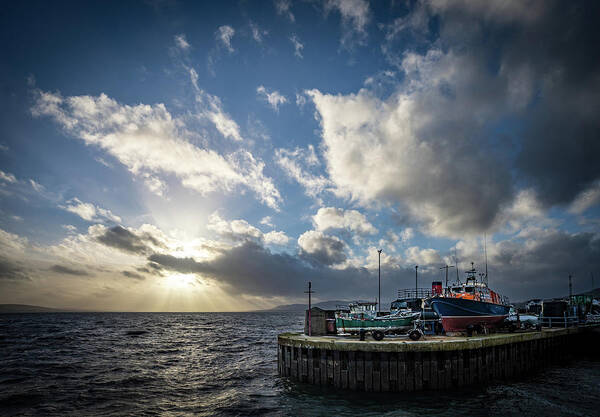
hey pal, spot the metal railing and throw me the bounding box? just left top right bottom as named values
left=541, top=315, right=579, bottom=328
left=397, top=288, right=434, bottom=299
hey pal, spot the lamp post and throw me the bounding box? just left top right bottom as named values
left=378, top=249, right=383, bottom=313
left=415, top=265, right=418, bottom=297
left=305, top=282, right=314, bottom=336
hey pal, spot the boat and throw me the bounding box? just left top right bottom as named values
left=335, top=301, right=420, bottom=335
left=429, top=263, right=510, bottom=332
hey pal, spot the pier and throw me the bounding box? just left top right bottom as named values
left=278, top=325, right=600, bottom=392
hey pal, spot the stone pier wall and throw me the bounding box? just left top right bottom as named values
left=277, top=327, right=597, bottom=392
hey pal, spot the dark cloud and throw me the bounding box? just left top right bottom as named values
left=297, top=231, right=347, bottom=266
left=148, top=241, right=376, bottom=298
left=49, top=264, right=90, bottom=276
left=432, top=0, right=600, bottom=208
left=0, top=257, right=30, bottom=281
left=95, top=226, right=163, bottom=255
left=122, top=270, right=145, bottom=280
left=489, top=231, right=600, bottom=300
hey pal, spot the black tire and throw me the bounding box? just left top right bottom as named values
left=409, top=329, right=421, bottom=341
left=508, top=324, right=517, bottom=333
left=372, top=330, right=385, bottom=341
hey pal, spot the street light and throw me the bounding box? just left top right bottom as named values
left=415, top=265, right=418, bottom=297
left=378, top=249, right=383, bottom=313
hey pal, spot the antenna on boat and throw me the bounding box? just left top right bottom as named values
left=454, top=247, right=461, bottom=284
left=484, top=234, right=488, bottom=286
left=440, top=264, right=455, bottom=291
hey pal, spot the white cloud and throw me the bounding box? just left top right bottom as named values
left=0, top=228, right=28, bottom=254
left=324, top=0, right=370, bottom=47
left=0, top=170, right=17, bottom=183
left=289, top=34, right=304, bottom=59
left=306, top=49, right=514, bottom=238
left=250, top=21, right=268, bottom=43
left=256, top=86, right=287, bottom=111
left=207, top=212, right=262, bottom=241
left=189, top=67, right=199, bottom=92
left=275, top=0, right=295, bottom=22
left=569, top=181, right=600, bottom=215
left=264, top=230, right=290, bottom=245
left=295, top=93, right=307, bottom=108
left=174, top=34, right=190, bottom=50
left=29, top=179, right=44, bottom=193
left=61, top=197, right=122, bottom=223
left=404, top=246, right=441, bottom=266
left=400, top=228, right=414, bottom=243
left=260, top=216, right=274, bottom=227
left=62, top=224, right=78, bottom=234
left=32, top=90, right=281, bottom=209
left=313, top=207, right=377, bottom=235
left=216, top=25, right=235, bottom=53
left=195, top=90, right=243, bottom=142
left=275, top=147, right=330, bottom=198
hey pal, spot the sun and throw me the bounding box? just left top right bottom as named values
left=164, top=273, right=197, bottom=289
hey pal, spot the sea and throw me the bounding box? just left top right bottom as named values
left=1, top=312, right=598, bottom=416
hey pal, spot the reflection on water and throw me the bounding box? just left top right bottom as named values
left=0, top=312, right=598, bottom=416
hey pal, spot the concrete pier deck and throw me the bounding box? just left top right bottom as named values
left=278, top=325, right=599, bottom=392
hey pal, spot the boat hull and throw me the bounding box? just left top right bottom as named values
left=335, top=316, right=416, bottom=331
left=430, top=297, right=510, bottom=332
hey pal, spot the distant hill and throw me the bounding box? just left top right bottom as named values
left=0, top=304, right=73, bottom=313
left=261, top=300, right=351, bottom=312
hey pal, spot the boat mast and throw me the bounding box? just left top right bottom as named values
left=454, top=247, right=461, bottom=284
left=484, top=234, right=488, bottom=286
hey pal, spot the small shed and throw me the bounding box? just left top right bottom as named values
left=304, top=307, right=336, bottom=336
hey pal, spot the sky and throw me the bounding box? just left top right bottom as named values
left=1, top=0, right=599, bottom=311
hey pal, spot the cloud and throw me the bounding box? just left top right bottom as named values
left=29, top=179, right=44, bottom=193
left=207, top=212, right=289, bottom=246
left=216, top=25, right=235, bottom=53
left=174, top=34, right=190, bottom=50
left=275, top=146, right=330, bottom=199
left=380, top=0, right=600, bottom=217
left=289, top=34, right=304, bottom=59
left=295, top=93, right=307, bottom=108
left=324, top=0, right=370, bottom=48
left=50, top=264, right=90, bottom=276
left=147, top=240, right=370, bottom=297
left=298, top=230, right=346, bottom=266
left=260, top=216, right=274, bottom=227
left=195, top=90, right=243, bottom=141
left=207, top=212, right=263, bottom=242
left=306, top=51, right=515, bottom=238
left=275, top=0, right=295, bottom=22
left=122, top=270, right=145, bottom=280
left=312, top=207, right=377, bottom=235
left=256, top=86, right=287, bottom=111
left=568, top=181, right=600, bottom=215
left=0, top=170, right=17, bottom=183
left=61, top=197, right=121, bottom=223
left=264, top=230, right=290, bottom=246
left=404, top=246, right=441, bottom=266
left=0, top=257, right=30, bottom=281
left=250, top=21, right=268, bottom=43
left=32, top=90, right=281, bottom=209
left=92, top=224, right=166, bottom=255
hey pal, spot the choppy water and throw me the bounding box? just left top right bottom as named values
left=0, top=312, right=598, bottom=416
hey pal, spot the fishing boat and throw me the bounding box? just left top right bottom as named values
left=430, top=263, right=510, bottom=332
left=335, top=301, right=420, bottom=336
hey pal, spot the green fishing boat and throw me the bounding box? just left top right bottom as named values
left=335, top=301, right=420, bottom=333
